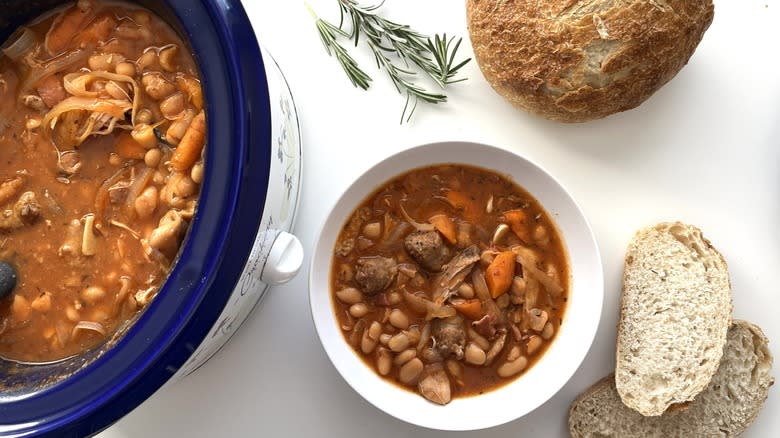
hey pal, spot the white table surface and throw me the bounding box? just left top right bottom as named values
left=99, top=1, right=780, bottom=437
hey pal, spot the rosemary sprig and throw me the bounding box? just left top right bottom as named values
left=308, top=4, right=371, bottom=90
left=308, top=0, right=471, bottom=123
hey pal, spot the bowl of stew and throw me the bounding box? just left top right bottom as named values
left=0, top=0, right=302, bottom=435
left=310, top=141, right=602, bottom=430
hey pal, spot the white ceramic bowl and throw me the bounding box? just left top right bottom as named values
left=309, top=141, right=603, bottom=431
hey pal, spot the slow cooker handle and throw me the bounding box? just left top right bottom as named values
left=260, top=231, right=303, bottom=285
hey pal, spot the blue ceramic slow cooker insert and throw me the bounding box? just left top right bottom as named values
left=0, top=1, right=271, bottom=436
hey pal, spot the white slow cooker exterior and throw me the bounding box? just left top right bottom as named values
left=172, top=48, right=302, bottom=380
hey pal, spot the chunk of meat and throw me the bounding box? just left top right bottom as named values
left=433, top=244, right=480, bottom=304
left=404, top=230, right=451, bottom=272
left=37, top=75, right=67, bottom=108
left=472, top=313, right=497, bottom=339
left=0, top=191, right=42, bottom=230
left=432, top=316, right=466, bottom=360
left=418, top=367, right=451, bottom=405
left=16, top=192, right=41, bottom=224
left=484, top=330, right=507, bottom=366
left=22, top=95, right=46, bottom=112
left=354, top=256, right=397, bottom=295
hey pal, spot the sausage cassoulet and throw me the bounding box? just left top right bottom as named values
left=331, top=164, right=569, bottom=404
left=0, top=0, right=205, bottom=362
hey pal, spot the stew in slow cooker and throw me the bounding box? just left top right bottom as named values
left=331, top=165, right=569, bottom=404
left=0, top=0, right=205, bottom=362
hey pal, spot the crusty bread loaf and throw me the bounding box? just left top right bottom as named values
left=569, top=321, right=774, bottom=437
left=616, top=222, right=731, bottom=416
left=466, top=0, right=714, bottom=122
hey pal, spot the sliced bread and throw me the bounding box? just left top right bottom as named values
left=616, top=222, right=731, bottom=416
left=569, top=321, right=774, bottom=437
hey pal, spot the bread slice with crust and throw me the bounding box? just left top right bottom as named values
left=616, top=222, right=731, bottom=416
left=570, top=321, right=774, bottom=437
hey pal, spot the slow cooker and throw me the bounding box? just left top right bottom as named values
left=0, top=1, right=303, bottom=436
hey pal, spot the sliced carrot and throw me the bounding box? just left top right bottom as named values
left=46, top=5, right=95, bottom=54
left=445, top=190, right=481, bottom=223
left=452, top=299, right=483, bottom=320
left=502, top=209, right=531, bottom=243
left=429, top=214, right=457, bottom=244
left=171, top=111, right=206, bottom=171
left=485, top=251, right=516, bottom=299
left=115, top=132, right=146, bottom=160
left=75, top=15, right=116, bottom=47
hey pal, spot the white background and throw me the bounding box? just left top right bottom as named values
left=100, top=1, right=780, bottom=437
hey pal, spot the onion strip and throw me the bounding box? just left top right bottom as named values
left=43, top=96, right=131, bottom=130
left=378, top=221, right=411, bottom=248
left=19, top=49, right=90, bottom=94
left=471, top=268, right=502, bottom=323
left=403, top=290, right=456, bottom=321
left=62, top=71, right=140, bottom=123
left=123, top=167, right=153, bottom=218
left=94, top=166, right=131, bottom=221
left=512, top=246, right=563, bottom=295
left=72, top=321, right=107, bottom=337
left=400, top=203, right=435, bottom=232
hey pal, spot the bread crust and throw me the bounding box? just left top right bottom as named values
left=466, top=0, right=714, bottom=122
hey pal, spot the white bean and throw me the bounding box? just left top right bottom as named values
left=388, top=332, right=411, bottom=352
left=465, top=342, right=486, bottom=365
left=533, top=224, right=550, bottom=247
left=497, top=356, right=528, bottom=378
left=81, top=286, right=106, bottom=304
left=510, top=276, right=526, bottom=296
left=376, top=348, right=392, bottom=376
left=335, top=287, right=362, bottom=305
left=134, top=186, right=159, bottom=220
left=31, top=293, right=52, bottom=312
left=526, top=336, right=543, bottom=355
left=387, top=291, right=402, bottom=305
left=458, top=283, right=475, bottom=299
left=542, top=322, right=555, bottom=340
left=115, top=61, right=137, bottom=77
left=65, top=305, right=80, bottom=322
left=175, top=175, right=197, bottom=198
left=398, top=358, right=423, bottom=384
left=393, top=349, right=416, bottom=366
left=348, top=303, right=369, bottom=318
left=190, top=162, right=204, bottom=184
left=529, top=308, right=549, bottom=332
left=388, top=309, right=409, bottom=330
left=368, top=321, right=382, bottom=340
left=507, top=345, right=521, bottom=362
left=361, top=329, right=378, bottom=354
left=88, top=53, right=124, bottom=71
left=379, top=333, right=392, bottom=346
left=362, top=222, right=381, bottom=239
left=144, top=148, right=162, bottom=168
left=12, top=295, right=31, bottom=321
left=159, top=92, right=185, bottom=119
